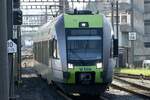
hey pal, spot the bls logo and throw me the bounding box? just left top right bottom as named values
left=79, top=67, right=92, bottom=71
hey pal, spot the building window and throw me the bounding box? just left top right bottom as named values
left=144, top=25, right=150, bottom=34
left=144, top=20, right=150, bottom=25
left=144, top=42, right=150, bottom=48
left=121, top=15, right=127, bottom=23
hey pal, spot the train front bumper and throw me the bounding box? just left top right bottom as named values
left=63, top=66, right=103, bottom=84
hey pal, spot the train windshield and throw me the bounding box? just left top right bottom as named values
left=66, top=29, right=103, bottom=66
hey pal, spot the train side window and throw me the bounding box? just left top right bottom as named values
left=34, top=43, right=37, bottom=60
left=52, top=39, right=60, bottom=59
left=52, top=39, right=58, bottom=59
left=53, top=39, right=57, bottom=58
left=49, top=40, right=53, bottom=57
left=57, top=43, right=60, bottom=59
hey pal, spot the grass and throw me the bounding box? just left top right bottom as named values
left=114, top=68, right=150, bottom=76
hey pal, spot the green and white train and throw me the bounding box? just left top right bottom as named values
left=33, top=10, right=118, bottom=96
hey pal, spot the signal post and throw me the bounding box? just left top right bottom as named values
left=0, top=0, right=9, bottom=100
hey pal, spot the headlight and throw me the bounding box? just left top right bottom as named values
left=68, top=63, right=73, bottom=69
left=96, top=63, right=102, bottom=68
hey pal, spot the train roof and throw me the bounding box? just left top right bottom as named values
left=33, top=11, right=110, bottom=42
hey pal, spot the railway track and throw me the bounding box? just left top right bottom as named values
left=57, top=89, right=108, bottom=100
left=114, top=72, right=150, bottom=80
left=111, top=76, right=150, bottom=98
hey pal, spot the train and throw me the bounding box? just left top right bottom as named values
left=33, top=10, right=118, bottom=96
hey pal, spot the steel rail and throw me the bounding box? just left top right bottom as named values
left=57, top=90, right=73, bottom=100
left=99, top=96, right=109, bottom=100
left=111, top=78, right=150, bottom=98
left=114, top=76, right=150, bottom=91
left=114, top=72, right=150, bottom=80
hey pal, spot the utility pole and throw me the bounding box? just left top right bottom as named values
left=13, top=0, right=22, bottom=85
left=17, top=25, right=22, bottom=85
left=116, top=0, right=119, bottom=39
left=0, top=0, right=9, bottom=100
left=59, top=0, right=69, bottom=13
left=131, top=0, right=134, bottom=67
left=45, top=5, right=48, bottom=23
left=116, top=0, right=119, bottom=67
left=65, top=0, right=69, bottom=12
left=71, top=0, right=74, bottom=9
left=59, top=0, right=64, bottom=13
left=63, top=0, right=65, bottom=13
left=7, top=0, right=14, bottom=99
left=111, top=1, right=114, bottom=30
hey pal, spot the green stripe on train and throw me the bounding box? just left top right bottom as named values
left=66, top=66, right=103, bottom=84
left=64, top=14, right=103, bottom=28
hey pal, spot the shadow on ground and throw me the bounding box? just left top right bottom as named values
left=15, top=67, right=146, bottom=100
left=15, top=67, right=66, bottom=100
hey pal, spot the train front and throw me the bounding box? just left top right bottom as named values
left=62, top=11, right=114, bottom=95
